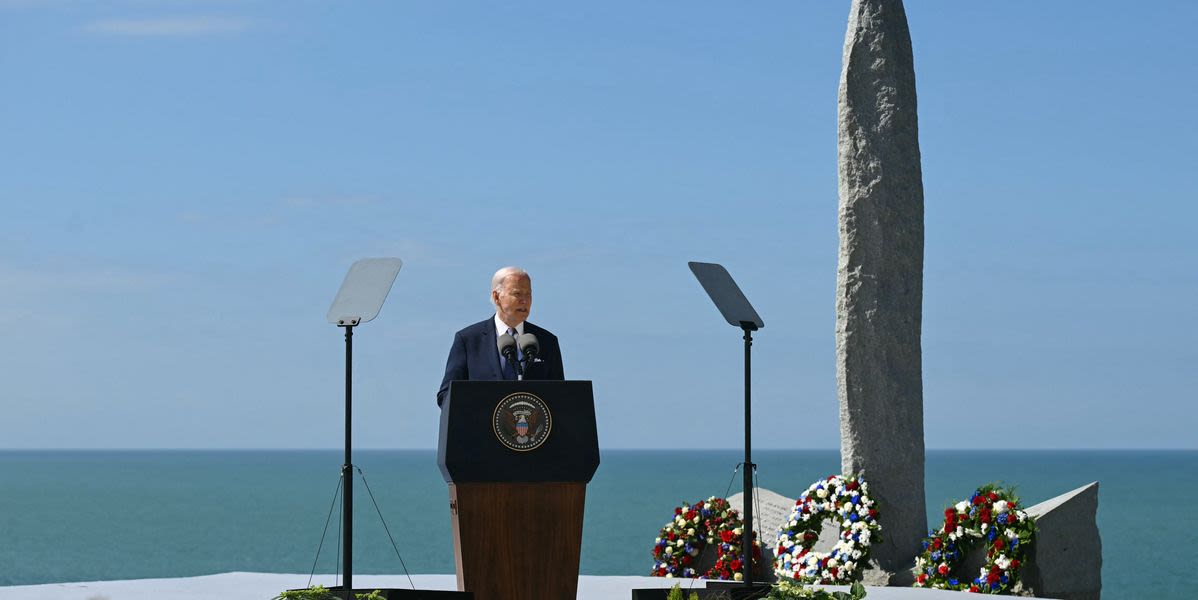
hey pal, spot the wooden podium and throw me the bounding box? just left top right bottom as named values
left=437, top=380, right=600, bottom=600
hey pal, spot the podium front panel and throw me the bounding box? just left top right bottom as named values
left=437, top=380, right=599, bottom=483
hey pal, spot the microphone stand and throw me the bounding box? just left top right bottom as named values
left=519, top=348, right=538, bottom=382
left=505, top=349, right=524, bottom=381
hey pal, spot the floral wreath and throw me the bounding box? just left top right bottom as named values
left=651, top=496, right=763, bottom=581
left=774, top=474, right=881, bottom=584
left=914, top=484, right=1036, bottom=593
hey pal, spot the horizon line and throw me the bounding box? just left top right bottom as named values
left=1, top=447, right=1194, bottom=452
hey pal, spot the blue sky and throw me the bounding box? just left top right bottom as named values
left=2, top=1, right=1195, bottom=449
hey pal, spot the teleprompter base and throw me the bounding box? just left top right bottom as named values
left=631, top=581, right=772, bottom=600
left=324, top=587, right=473, bottom=599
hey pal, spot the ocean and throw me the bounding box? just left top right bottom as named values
left=0, top=450, right=1192, bottom=599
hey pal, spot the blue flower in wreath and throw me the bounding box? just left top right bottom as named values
left=949, top=578, right=959, bottom=587
left=849, top=513, right=859, bottom=522
left=922, top=540, right=929, bottom=550
left=997, top=513, right=1009, bottom=525
left=930, top=551, right=941, bottom=561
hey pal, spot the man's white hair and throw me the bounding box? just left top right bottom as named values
left=491, top=266, right=530, bottom=298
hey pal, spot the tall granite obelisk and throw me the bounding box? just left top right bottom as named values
left=836, top=0, right=926, bottom=581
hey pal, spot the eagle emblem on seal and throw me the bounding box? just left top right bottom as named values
left=493, top=393, right=552, bottom=451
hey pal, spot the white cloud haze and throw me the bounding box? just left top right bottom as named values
left=84, top=16, right=249, bottom=37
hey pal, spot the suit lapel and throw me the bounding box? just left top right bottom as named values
left=480, top=317, right=502, bottom=378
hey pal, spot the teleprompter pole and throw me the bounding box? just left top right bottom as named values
left=741, top=323, right=755, bottom=586
left=342, top=324, right=354, bottom=594
left=316, top=259, right=466, bottom=600
left=684, top=262, right=768, bottom=597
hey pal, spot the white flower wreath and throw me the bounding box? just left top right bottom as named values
left=774, top=474, right=882, bottom=584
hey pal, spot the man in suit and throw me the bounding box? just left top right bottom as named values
left=436, top=266, right=565, bottom=406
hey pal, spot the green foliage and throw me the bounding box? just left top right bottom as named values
left=766, top=581, right=867, bottom=600
left=274, top=586, right=336, bottom=600
left=665, top=583, right=701, bottom=600
left=272, top=586, right=386, bottom=600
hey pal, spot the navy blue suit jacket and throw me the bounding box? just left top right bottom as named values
left=436, top=317, right=565, bottom=406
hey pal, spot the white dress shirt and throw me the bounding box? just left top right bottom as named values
left=493, top=313, right=524, bottom=338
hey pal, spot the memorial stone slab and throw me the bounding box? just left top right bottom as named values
left=728, top=488, right=843, bottom=581
left=727, top=488, right=799, bottom=546
left=1018, top=482, right=1102, bottom=600
left=727, top=488, right=793, bottom=581
left=836, top=0, right=927, bottom=581
left=947, top=483, right=1100, bottom=599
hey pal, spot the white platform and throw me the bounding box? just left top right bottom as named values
left=0, top=573, right=992, bottom=599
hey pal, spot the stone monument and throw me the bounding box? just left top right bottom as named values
left=835, top=0, right=927, bottom=582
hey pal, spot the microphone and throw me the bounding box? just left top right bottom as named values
left=497, top=332, right=523, bottom=378
left=517, top=333, right=539, bottom=365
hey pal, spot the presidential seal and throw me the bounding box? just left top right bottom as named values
left=493, top=392, right=552, bottom=452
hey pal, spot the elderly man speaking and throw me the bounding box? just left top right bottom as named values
left=435, top=266, right=565, bottom=406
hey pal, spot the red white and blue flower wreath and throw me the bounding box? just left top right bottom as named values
left=913, top=484, right=1036, bottom=593
left=650, top=496, right=763, bottom=581
left=774, top=474, right=881, bottom=584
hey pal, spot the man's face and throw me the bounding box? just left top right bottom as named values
left=493, top=274, right=532, bottom=327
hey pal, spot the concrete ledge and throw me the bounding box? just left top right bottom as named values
left=0, top=572, right=1037, bottom=600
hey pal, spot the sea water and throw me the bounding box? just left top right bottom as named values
left=0, top=450, right=1192, bottom=599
